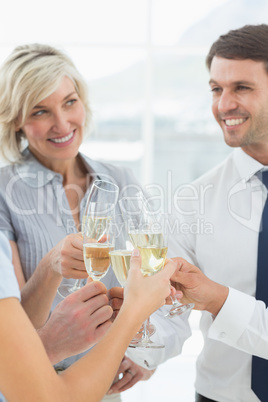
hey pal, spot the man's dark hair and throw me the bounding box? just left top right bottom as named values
left=206, top=24, right=268, bottom=73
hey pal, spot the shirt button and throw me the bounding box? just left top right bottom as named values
left=47, top=173, right=54, bottom=181
left=219, top=332, right=226, bottom=339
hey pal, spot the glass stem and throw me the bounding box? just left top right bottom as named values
left=170, top=295, right=182, bottom=307
left=142, top=318, right=150, bottom=342
left=71, top=279, right=83, bottom=291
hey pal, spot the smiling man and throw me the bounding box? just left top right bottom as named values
left=209, top=57, right=268, bottom=162
left=164, top=24, right=268, bottom=402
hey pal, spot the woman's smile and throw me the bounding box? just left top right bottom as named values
left=48, top=130, right=75, bottom=146
left=19, top=76, right=86, bottom=170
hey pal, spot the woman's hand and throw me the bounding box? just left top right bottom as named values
left=47, top=233, right=88, bottom=279
left=123, top=250, right=176, bottom=322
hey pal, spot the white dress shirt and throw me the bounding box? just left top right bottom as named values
left=166, top=148, right=268, bottom=401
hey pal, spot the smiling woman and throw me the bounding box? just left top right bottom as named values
left=0, top=42, right=188, bottom=402
left=17, top=76, right=86, bottom=170
left=0, top=44, right=91, bottom=165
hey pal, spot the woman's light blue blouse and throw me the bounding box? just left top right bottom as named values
left=0, top=147, right=142, bottom=368
left=0, top=231, right=20, bottom=300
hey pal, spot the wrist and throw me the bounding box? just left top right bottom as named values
left=117, top=302, right=145, bottom=333
left=40, top=249, right=62, bottom=279
left=206, top=283, right=229, bottom=316
left=37, top=326, right=58, bottom=364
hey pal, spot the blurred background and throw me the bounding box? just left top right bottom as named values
left=0, top=0, right=267, bottom=400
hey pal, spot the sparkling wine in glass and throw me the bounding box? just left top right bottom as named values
left=109, top=249, right=132, bottom=287
left=119, top=194, right=166, bottom=348
left=109, top=216, right=156, bottom=345
left=121, top=194, right=194, bottom=320
left=82, top=180, right=119, bottom=281
left=57, top=180, right=118, bottom=297
left=83, top=214, right=115, bottom=281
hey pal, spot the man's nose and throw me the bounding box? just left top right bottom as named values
left=218, top=90, right=238, bottom=113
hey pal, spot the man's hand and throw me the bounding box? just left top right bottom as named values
left=107, top=356, right=156, bottom=395
left=171, top=257, right=229, bottom=316
left=38, top=280, right=113, bottom=364
left=108, top=286, right=124, bottom=321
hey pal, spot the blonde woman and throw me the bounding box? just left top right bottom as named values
left=0, top=44, right=190, bottom=401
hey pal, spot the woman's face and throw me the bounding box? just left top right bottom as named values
left=18, top=76, right=86, bottom=168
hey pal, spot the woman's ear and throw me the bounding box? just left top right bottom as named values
left=14, top=122, right=21, bottom=132
left=14, top=114, right=23, bottom=132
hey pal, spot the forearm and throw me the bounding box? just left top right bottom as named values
left=1, top=300, right=123, bottom=402
left=62, top=304, right=145, bottom=401
left=21, top=249, right=62, bottom=328
left=1, top=247, right=175, bottom=401
left=37, top=323, right=63, bottom=365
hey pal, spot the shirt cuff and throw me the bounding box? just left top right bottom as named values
left=208, top=287, right=256, bottom=344
left=0, top=229, right=16, bottom=242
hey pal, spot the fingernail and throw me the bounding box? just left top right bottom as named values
left=132, top=248, right=140, bottom=257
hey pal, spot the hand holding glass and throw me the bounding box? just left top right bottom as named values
left=119, top=194, right=167, bottom=348
left=82, top=180, right=119, bottom=281
left=57, top=180, right=118, bottom=297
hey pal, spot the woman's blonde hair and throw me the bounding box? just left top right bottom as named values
left=0, top=43, right=91, bottom=163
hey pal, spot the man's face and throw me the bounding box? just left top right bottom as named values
left=209, top=56, right=268, bottom=159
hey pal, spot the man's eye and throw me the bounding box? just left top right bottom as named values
left=210, top=87, right=221, bottom=94
left=237, top=85, right=249, bottom=91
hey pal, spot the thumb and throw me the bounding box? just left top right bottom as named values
left=86, top=277, right=94, bottom=284
left=129, top=248, right=142, bottom=271
left=159, top=258, right=176, bottom=279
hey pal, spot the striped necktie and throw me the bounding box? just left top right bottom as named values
left=251, top=170, right=268, bottom=401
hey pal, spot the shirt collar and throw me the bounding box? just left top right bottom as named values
left=15, top=148, right=102, bottom=188
left=233, top=148, right=265, bottom=183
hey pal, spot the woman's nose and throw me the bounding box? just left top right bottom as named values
left=51, top=111, right=70, bottom=133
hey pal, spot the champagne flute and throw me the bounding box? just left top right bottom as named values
left=82, top=180, right=119, bottom=281
left=83, top=212, right=115, bottom=281
left=109, top=216, right=156, bottom=345
left=109, top=216, right=133, bottom=287
left=57, top=180, right=119, bottom=297
left=120, top=194, right=194, bottom=319
left=119, top=194, right=167, bottom=348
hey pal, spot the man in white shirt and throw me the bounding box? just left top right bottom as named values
left=169, top=23, right=268, bottom=402
left=132, top=24, right=268, bottom=402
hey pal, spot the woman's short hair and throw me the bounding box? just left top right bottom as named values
left=0, top=43, right=91, bottom=163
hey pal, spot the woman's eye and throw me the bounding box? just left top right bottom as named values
left=32, top=109, right=46, bottom=117
left=66, top=98, right=77, bottom=106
